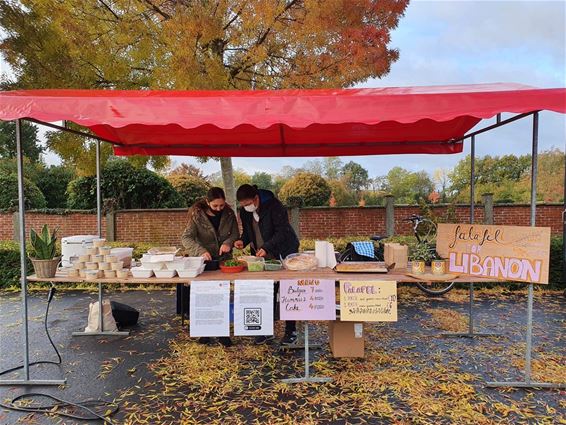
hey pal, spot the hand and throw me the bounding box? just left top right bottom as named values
left=219, top=243, right=231, bottom=255
left=201, top=252, right=212, bottom=261
left=234, top=240, right=244, bottom=249
left=256, top=248, right=267, bottom=258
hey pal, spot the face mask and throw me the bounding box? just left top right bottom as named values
left=244, top=204, right=257, bottom=213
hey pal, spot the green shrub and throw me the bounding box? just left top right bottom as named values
left=0, top=172, right=47, bottom=210
left=279, top=172, right=331, bottom=207
left=549, top=235, right=563, bottom=287
left=67, top=160, right=185, bottom=210
left=35, top=165, right=75, bottom=208
left=167, top=175, right=210, bottom=207
left=0, top=241, right=33, bottom=288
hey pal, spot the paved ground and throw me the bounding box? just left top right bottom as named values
left=0, top=287, right=564, bottom=424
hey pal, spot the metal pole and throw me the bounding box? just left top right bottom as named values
left=525, top=111, right=538, bottom=384
left=487, top=112, right=563, bottom=388
left=16, top=119, right=30, bottom=381
left=0, top=120, right=66, bottom=386
left=563, top=146, right=566, bottom=283
left=96, top=140, right=102, bottom=237
left=470, top=135, right=475, bottom=223
left=304, top=323, right=310, bottom=379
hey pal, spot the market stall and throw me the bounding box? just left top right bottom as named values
left=1, top=83, right=565, bottom=388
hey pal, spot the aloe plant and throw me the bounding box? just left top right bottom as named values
left=29, top=225, right=58, bottom=260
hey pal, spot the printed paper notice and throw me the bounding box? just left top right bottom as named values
left=340, top=280, right=397, bottom=322
left=189, top=281, right=230, bottom=337
left=234, top=280, right=274, bottom=336
left=279, top=279, right=336, bottom=321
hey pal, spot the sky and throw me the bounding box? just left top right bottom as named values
left=2, top=0, right=565, bottom=180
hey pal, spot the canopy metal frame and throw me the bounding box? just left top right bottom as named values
left=0, top=109, right=564, bottom=389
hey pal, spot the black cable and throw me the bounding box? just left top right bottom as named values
left=0, top=286, right=119, bottom=423
left=0, top=393, right=118, bottom=424
left=0, top=285, right=61, bottom=377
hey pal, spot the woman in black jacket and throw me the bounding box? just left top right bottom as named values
left=234, top=184, right=299, bottom=345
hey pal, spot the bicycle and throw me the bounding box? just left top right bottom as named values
left=338, top=214, right=455, bottom=296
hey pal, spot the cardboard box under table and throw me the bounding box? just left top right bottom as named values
left=328, top=321, right=365, bottom=358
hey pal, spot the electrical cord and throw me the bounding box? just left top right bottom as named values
left=0, top=393, right=118, bottom=424
left=0, top=285, right=119, bottom=423
left=0, top=285, right=61, bottom=376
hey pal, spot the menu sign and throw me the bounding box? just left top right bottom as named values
left=189, top=281, right=230, bottom=337
left=339, top=281, right=397, bottom=322
left=279, top=279, right=336, bottom=321
left=436, top=223, right=550, bottom=284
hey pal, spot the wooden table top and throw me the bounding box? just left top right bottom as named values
left=27, top=267, right=495, bottom=285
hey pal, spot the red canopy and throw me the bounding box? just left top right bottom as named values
left=1, top=83, right=565, bottom=157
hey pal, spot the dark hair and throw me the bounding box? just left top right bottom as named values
left=207, top=187, right=226, bottom=201
left=188, top=187, right=226, bottom=220
left=236, top=184, right=259, bottom=201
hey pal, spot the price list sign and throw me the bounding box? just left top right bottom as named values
left=339, top=280, right=397, bottom=322
left=279, top=279, right=336, bottom=321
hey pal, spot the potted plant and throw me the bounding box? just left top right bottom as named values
left=29, top=225, right=61, bottom=278
left=409, top=242, right=436, bottom=274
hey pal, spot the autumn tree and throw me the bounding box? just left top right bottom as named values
left=0, top=0, right=409, bottom=205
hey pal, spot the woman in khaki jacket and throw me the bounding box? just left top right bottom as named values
left=181, top=187, right=239, bottom=347
left=181, top=187, right=239, bottom=262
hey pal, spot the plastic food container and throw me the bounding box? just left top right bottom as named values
left=79, top=270, right=87, bottom=278
left=110, top=247, right=134, bottom=268
left=71, top=261, right=85, bottom=270
left=111, top=261, right=124, bottom=271
left=264, top=260, right=283, bottom=271
left=116, top=269, right=129, bottom=279
left=66, top=268, right=79, bottom=277
left=130, top=267, right=154, bottom=278
left=91, top=254, right=104, bottom=263
left=78, top=254, right=90, bottom=262
left=105, top=255, right=118, bottom=263
left=246, top=257, right=265, bottom=272
left=86, top=262, right=98, bottom=270
left=86, top=247, right=98, bottom=255
left=154, top=269, right=177, bottom=278
left=283, top=253, right=318, bottom=271
left=93, top=238, right=106, bottom=248
left=85, top=270, right=100, bottom=280
left=103, top=270, right=116, bottom=278
left=99, top=246, right=112, bottom=255
left=98, top=262, right=111, bottom=271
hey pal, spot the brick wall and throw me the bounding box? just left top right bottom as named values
left=0, top=203, right=563, bottom=244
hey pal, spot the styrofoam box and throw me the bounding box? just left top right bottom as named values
left=186, top=257, right=205, bottom=268
left=142, top=253, right=175, bottom=262
left=130, top=267, right=154, bottom=278
left=166, top=258, right=190, bottom=271
left=177, top=264, right=205, bottom=278
left=140, top=261, right=165, bottom=270
left=154, top=269, right=177, bottom=278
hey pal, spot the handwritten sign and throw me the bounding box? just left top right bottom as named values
left=339, top=281, right=397, bottom=322
left=234, top=280, right=274, bottom=336
left=436, top=223, right=550, bottom=284
left=279, top=279, right=336, bottom=321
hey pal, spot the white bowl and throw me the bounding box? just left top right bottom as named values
left=154, top=269, right=177, bottom=278
left=130, top=267, right=154, bottom=278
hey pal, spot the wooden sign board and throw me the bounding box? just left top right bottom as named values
left=339, top=280, right=397, bottom=321
left=436, top=223, right=551, bottom=284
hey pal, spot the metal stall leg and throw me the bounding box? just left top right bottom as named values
left=486, top=112, right=564, bottom=389
left=281, top=323, right=332, bottom=384
left=0, top=119, right=65, bottom=386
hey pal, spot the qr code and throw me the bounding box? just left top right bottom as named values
left=244, top=308, right=261, bottom=326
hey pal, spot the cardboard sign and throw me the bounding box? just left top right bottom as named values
left=234, top=280, right=274, bottom=336
left=279, top=279, right=336, bottom=321
left=339, top=281, right=397, bottom=322
left=189, top=281, right=230, bottom=337
left=436, top=223, right=550, bottom=284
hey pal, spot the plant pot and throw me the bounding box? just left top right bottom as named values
left=30, top=256, right=61, bottom=278
left=431, top=259, right=447, bottom=275
left=411, top=260, right=426, bottom=274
